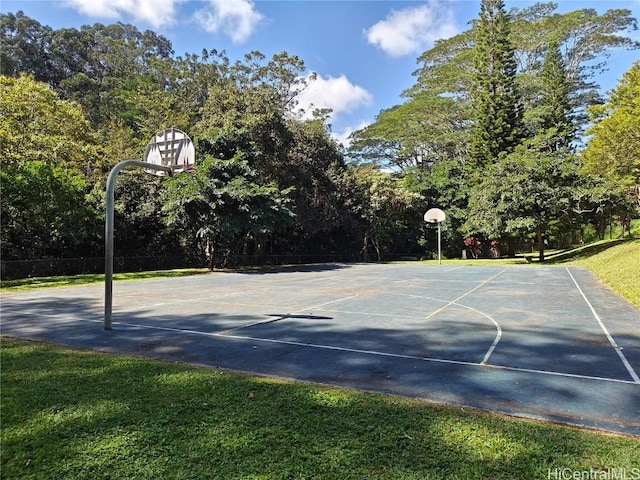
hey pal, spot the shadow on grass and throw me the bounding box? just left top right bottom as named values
left=543, top=239, right=629, bottom=264
left=2, top=338, right=638, bottom=480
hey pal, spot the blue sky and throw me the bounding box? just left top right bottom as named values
left=2, top=0, right=639, bottom=144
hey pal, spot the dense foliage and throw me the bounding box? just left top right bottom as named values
left=1, top=4, right=638, bottom=268
left=350, top=1, right=639, bottom=259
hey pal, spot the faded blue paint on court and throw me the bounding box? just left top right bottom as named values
left=2, top=264, right=639, bottom=435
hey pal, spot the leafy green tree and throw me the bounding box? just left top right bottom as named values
left=0, top=74, right=97, bottom=173
left=572, top=174, right=635, bottom=241
left=1, top=161, right=99, bottom=260
left=0, top=74, right=102, bottom=262
left=166, top=49, right=227, bottom=129
left=465, top=139, right=578, bottom=261
left=349, top=94, right=469, bottom=171
left=160, top=155, right=294, bottom=268
left=470, top=0, right=523, bottom=167
left=1, top=13, right=175, bottom=128
left=581, top=61, right=640, bottom=207
left=284, top=117, right=351, bottom=252
left=193, top=52, right=304, bottom=182
left=0, top=11, right=53, bottom=82
left=348, top=165, right=423, bottom=261
left=408, top=160, right=470, bottom=258
left=194, top=51, right=350, bottom=255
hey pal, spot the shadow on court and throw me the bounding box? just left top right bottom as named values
left=236, top=263, right=351, bottom=275
left=1, top=264, right=639, bottom=436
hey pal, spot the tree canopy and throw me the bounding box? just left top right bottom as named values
left=1, top=5, right=638, bottom=271
left=581, top=61, right=640, bottom=197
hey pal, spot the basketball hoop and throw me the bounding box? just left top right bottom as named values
left=424, top=208, right=446, bottom=265
left=105, top=129, right=196, bottom=330
left=144, top=128, right=195, bottom=175
left=424, top=208, right=446, bottom=224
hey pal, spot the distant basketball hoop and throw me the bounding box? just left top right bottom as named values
left=424, top=208, right=446, bottom=224
left=424, top=208, right=446, bottom=265
left=144, top=128, right=195, bottom=175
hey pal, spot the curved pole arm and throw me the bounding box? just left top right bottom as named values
left=105, top=160, right=172, bottom=330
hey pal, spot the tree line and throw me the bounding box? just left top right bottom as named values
left=1, top=2, right=638, bottom=270
left=350, top=0, right=639, bottom=260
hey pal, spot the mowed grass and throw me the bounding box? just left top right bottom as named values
left=2, top=338, right=639, bottom=480
left=0, top=268, right=210, bottom=291
left=571, top=239, right=640, bottom=308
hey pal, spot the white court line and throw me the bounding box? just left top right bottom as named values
left=566, top=267, right=640, bottom=384
left=401, top=269, right=506, bottom=364
left=423, top=269, right=506, bottom=320
left=6, top=309, right=638, bottom=385
left=398, top=293, right=502, bottom=365
left=96, top=317, right=638, bottom=385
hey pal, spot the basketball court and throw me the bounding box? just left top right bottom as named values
left=1, top=263, right=639, bottom=435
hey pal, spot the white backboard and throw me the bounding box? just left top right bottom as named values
left=424, top=208, right=446, bottom=224
left=144, top=128, right=195, bottom=175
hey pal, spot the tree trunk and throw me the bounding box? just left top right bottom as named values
left=537, top=227, right=545, bottom=262
left=373, top=237, right=382, bottom=261
left=362, top=232, right=370, bottom=262
left=206, top=239, right=215, bottom=270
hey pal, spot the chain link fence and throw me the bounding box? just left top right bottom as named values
left=1, top=256, right=203, bottom=280
left=1, top=252, right=423, bottom=280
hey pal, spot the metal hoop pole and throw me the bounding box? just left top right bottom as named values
left=105, top=160, right=172, bottom=330
left=437, top=222, right=442, bottom=265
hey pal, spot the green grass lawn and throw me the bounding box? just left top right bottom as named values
left=2, top=338, right=639, bottom=480
left=0, top=268, right=210, bottom=291
left=570, top=239, right=640, bottom=308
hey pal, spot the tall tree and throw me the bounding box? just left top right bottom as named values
left=349, top=93, right=469, bottom=171
left=284, top=117, right=349, bottom=249
left=194, top=52, right=309, bottom=182
left=581, top=61, right=640, bottom=207
left=537, top=39, right=575, bottom=151
left=469, top=0, right=523, bottom=167
left=0, top=11, right=53, bottom=82
left=353, top=4, right=639, bottom=173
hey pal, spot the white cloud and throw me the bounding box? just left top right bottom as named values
left=295, top=73, right=373, bottom=122
left=365, top=1, right=459, bottom=57
left=194, top=0, right=264, bottom=44
left=64, top=0, right=181, bottom=28
left=333, top=120, right=371, bottom=148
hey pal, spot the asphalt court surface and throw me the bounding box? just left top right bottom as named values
left=2, top=264, right=639, bottom=435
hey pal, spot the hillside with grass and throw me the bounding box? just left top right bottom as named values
left=555, top=239, right=640, bottom=308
